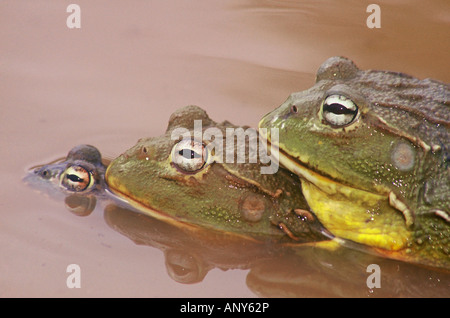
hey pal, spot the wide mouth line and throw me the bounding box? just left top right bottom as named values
left=107, top=180, right=264, bottom=242
left=106, top=181, right=184, bottom=225
left=261, top=135, right=338, bottom=183
left=260, top=133, right=387, bottom=198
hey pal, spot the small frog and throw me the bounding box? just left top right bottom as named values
left=105, top=105, right=331, bottom=244
left=259, top=56, right=449, bottom=269
left=24, top=144, right=107, bottom=215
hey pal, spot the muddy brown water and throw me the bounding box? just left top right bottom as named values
left=1, top=1, right=449, bottom=297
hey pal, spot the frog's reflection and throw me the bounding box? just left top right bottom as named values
left=247, top=246, right=450, bottom=297
left=103, top=203, right=278, bottom=285
left=103, top=203, right=450, bottom=297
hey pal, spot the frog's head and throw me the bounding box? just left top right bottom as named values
left=259, top=57, right=416, bottom=194
left=25, top=144, right=105, bottom=195
left=24, top=144, right=106, bottom=215
left=259, top=56, right=449, bottom=252
left=106, top=106, right=323, bottom=241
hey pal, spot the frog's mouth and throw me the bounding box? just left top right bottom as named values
left=105, top=168, right=261, bottom=243
left=258, top=128, right=412, bottom=251
left=105, top=173, right=191, bottom=228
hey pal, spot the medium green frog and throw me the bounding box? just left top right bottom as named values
left=259, top=56, right=449, bottom=269
left=105, top=105, right=330, bottom=244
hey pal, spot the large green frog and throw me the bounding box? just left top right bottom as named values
left=105, top=105, right=331, bottom=244
left=259, top=56, right=449, bottom=269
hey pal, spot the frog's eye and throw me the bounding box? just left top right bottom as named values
left=321, top=94, right=358, bottom=127
left=171, top=139, right=208, bottom=173
left=60, top=165, right=95, bottom=192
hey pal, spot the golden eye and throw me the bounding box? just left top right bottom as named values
left=60, top=165, right=95, bottom=192
left=171, top=139, right=208, bottom=173
left=322, top=94, right=358, bottom=127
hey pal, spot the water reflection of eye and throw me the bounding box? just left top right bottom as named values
left=171, top=139, right=209, bottom=173
left=60, top=165, right=95, bottom=192
left=165, top=249, right=208, bottom=284
left=64, top=194, right=97, bottom=217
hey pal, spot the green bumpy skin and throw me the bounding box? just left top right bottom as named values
left=106, top=105, right=330, bottom=245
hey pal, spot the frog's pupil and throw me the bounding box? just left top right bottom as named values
left=324, top=103, right=356, bottom=115
left=67, top=174, right=83, bottom=182
left=179, top=149, right=200, bottom=159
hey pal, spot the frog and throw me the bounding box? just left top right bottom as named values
left=105, top=105, right=332, bottom=244
left=24, top=144, right=108, bottom=215
left=258, top=56, right=449, bottom=269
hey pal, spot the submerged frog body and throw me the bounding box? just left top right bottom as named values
left=259, top=56, right=449, bottom=269
left=106, top=105, right=330, bottom=244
